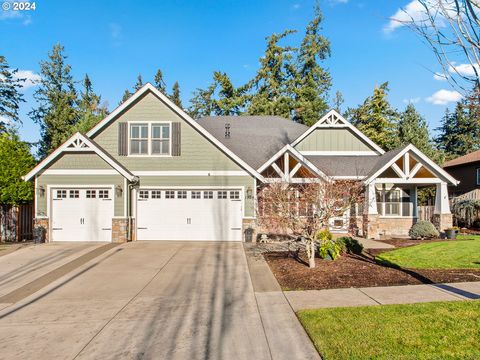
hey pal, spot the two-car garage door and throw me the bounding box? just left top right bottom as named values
left=136, top=189, right=243, bottom=241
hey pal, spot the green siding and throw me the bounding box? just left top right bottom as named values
left=91, top=92, right=245, bottom=171
left=295, top=128, right=374, bottom=152
left=36, top=175, right=125, bottom=217
left=137, top=176, right=255, bottom=217
left=49, top=153, right=111, bottom=169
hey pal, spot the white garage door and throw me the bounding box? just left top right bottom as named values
left=136, top=189, right=243, bottom=241
left=51, top=187, right=114, bottom=242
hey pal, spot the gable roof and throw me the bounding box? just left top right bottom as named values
left=197, top=116, right=308, bottom=169
left=443, top=149, right=480, bottom=168
left=86, top=83, right=264, bottom=181
left=24, top=132, right=136, bottom=181
left=364, top=144, right=459, bottom=185
left=305, top=155, right=380, bottom=177
left=291, top=109, right=385, bottom=155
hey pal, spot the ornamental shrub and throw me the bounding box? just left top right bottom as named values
left=408, top=221, right=439, bottom=240
left=336, top=236, right=363, bottom=255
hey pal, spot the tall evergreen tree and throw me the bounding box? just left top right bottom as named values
left=29, top=44, right=78, bottom=158
left=188, top=83, right=216, bottom=119
left=120, top=89, right=131, bottom=105
left=292, top=4, right=331, bottom=126
left=247, top=30, right=297, bottom=118
left=154, top=69, right=166, bottom=93
left=397, top=104, right=437, bottom=159
left=0, top=56, right=25, bottom=132
left=134, top=74, right=143, bottom=91
left=331, top=90, right=344, bottom=114
left=170, top=81, right=182, bottom=108
left=347, top=82, right=399, bottom=151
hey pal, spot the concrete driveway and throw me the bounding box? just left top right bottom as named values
left=0, top=241, right=302, bottom=360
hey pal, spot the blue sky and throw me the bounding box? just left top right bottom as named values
left=0, top=0, right=464, bottom=144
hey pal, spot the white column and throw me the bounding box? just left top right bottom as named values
left=412, top=186, right=418, bottom=217
left=364, top=182, right=378, bottom=215
left=434, top=182, right=450, bottom=214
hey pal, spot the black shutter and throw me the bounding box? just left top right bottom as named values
left=172, top=122, right=181, bottom=156
left=118, top=122, right=128, bottom=156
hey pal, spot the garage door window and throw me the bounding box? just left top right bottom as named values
left=230, top=191, right=240, bottom=200
left=204, top=191, right=213, bottom=199
left=69, top=190, right=79, bottom=198
left=86, top=190, right=97, bottom=198
left=139, top=190, right=149, bottom=199
left=151, top=190, right=161, bottom=199
left=218, top=191, right=227, bottom=199
left=166, top=190, right=175, bottom=199
left=55, top=190, right=67, bottom=199
left=177, top=190, right=187, bottom=199
left=99, top=190, right=109, bottom=199
left=191, top=191, right=201, bottom=199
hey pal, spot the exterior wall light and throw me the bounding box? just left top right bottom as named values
left=246, top=187, right=253, bottom=199
left=37, top=185, right=45, bottom=197
left=115, top=185, right=123, bottom=197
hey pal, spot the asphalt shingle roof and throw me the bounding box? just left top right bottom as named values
left=305, top=155, right=380, bottom=176
left=443, top=149, right=480, bottom=168
left=197, top=116, right=308, bottom=169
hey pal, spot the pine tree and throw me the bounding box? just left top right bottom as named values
left=398, top=104, right=438, bottom=160
left=120, top=89, right=131, bottom=105
left=134, top=74, right=143, bottom=91
left=154, top=69, right=166, bottom=93
left=188, top=83, right=216, bottom=119
left=347, top=82, right=399, bottom=151
left=29, top=44, right=78, bottom=158
left=331, top=90, right=344, bottom=114
left=170, top=81, right=182, bottom=108
left=0, top=56, right=25, bottom=132
left=247, top=30, right=297, bottom=118
left=292, top=4, right=331, bottom=125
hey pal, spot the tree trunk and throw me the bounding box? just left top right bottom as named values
left=308, top=240, right=316, bottom=268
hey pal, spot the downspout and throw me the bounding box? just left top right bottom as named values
left=126, top=176, right=139, bottom=242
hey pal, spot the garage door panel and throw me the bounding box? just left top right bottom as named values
left=137, top=189, right=243, bottom=241
left=51, top=188, right=113, bottom=242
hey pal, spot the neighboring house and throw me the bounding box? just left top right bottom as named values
left=443, top=150, right=480, bottom=199
left=24, top=83, right=458, bottom=242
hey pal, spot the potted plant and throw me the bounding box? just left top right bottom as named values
left=445, top=227, right=457, bottom=240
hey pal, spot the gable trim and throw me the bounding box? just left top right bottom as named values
left=291, top=109, right=385, bottom=155
left=24, top=132, right=136, bottom=182
left=86, top=83, right=264, bottom=181
left=257, top=144, right=329, bottom=181
left=364, top=144, right=459, bottom=185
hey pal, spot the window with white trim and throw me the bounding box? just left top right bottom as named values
left=130, top=124, right=148, bottom=155
left=166, top=190, right=175, bottom=199
left=151, top=190, right=162, bottom=199
left=56, top=190, right=67, bottom=199
left=384, top=189, right=401, bottom=216
left=177, top=190, right=187, bottom=199
left=191, top=191, right=201, bottom=199
left=86, top=190, right=97, bottom=199
left=151, top=124, right=170, bottom=155
left=217, top=191, right=228, bottom=199
left=230, top=191, right=240, bottom=200
left=204, top=191, right=213, bottom=199
left=69, top=190, right=79, bottom=198
left=139, top=190, right=149, bottom=199
left=99, top=190, right=109, bottom=199
left=129, top=123, right=171, bottom=156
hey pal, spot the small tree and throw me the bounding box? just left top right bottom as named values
left=257, top=179, right=364, bottom=268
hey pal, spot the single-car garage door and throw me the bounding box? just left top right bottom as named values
left=136, top=189, right=243, bottom=241
left=51, top=187, right=114, bottom=242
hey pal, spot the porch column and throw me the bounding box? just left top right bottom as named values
left=412, top=186, right=418, bottom=218
left=433, top=181, right=452, bottom=232
left=363, top=182, right=380, bottom=239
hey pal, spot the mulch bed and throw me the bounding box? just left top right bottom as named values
left=264, top=251, right=480, bottom=290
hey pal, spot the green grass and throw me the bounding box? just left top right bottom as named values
left=375, top=235, right=480, bottom=269
left=298, top=301, right=480, bottom=360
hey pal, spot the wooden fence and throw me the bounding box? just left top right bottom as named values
left=0, top=204, right=34, bottom=242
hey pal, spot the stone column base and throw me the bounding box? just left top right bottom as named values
left=363, top=214, right=380, bottom=240
left=34, top=218, right=49, bottom=243
left=112, top=218, right=129, bottom=243
left=432, top=213, right=453, bottom=233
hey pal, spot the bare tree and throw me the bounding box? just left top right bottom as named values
left=257, top=179, right=364, bottom=268
left=396, top=0, right=480, bottom=94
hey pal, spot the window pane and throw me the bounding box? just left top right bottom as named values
left=151, top=140, right=161, bottom=154
left=162, top=126, right=170, bottom=138
left=140, top=125, right=148, bottom=138
left=131, top=140, right=140, bottom=154
left=131, top=126, right=139, bottom=138
left=139, top=140, right=148, bottom=154
left=152, top=126, right=161, bottom=139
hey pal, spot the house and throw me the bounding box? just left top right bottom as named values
left=443, top=150, right=480, bottom=199
left=24, top=83, right=458, bottom=242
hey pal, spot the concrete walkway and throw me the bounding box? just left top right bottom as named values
left=355, top=237, right=395, bottom=249
left=285, top=281, right=480, bottom=311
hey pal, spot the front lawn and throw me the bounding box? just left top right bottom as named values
left=298, top=301, right=480, bottom=360
left=376, top=235, right=480, bottom=269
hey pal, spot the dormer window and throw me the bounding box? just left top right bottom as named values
left=129, top=122, right=171, bottom=156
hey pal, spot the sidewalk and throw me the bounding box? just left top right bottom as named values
left=285, top=281, right=480, bottom=311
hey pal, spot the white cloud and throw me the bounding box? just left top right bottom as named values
left=448, top=62, right=480, bottom=77
left=13, top=70, right=41, bottom=89
left=384, top=1, right=426, bottom=33
left=0, top=115, right=12, bottom=126
left=0, top=2, right=31, bottom=25
left=433, top=72, right=447, bottom=81
left=426, top=89, right=462, bottom=105
left=403, top=97, right=421, bottom=104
